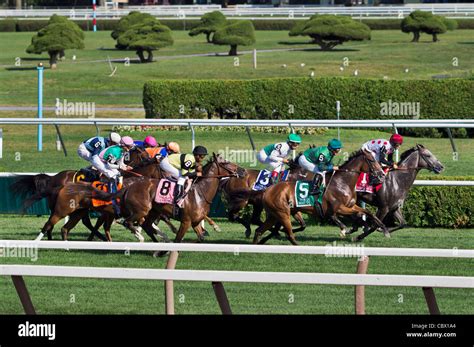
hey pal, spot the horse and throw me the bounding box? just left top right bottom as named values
left=222, top=155, right=312, bottom=238
left=252, top=149, right=388, bottom=245
left=346, top=144, right=444, bottom=241
left=66, top=154, right=244, bottom=245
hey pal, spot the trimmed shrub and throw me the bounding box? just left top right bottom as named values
left=189, top=11, right=226, bottom=43
left=401, top=10, right=457, bottom=42
left=403, top=176, right=474, bottom=228
left=289, top=15, right=371, bottom=50
left=0, top=19, right=17, bottom=32
left=143, top=77, right=474, bottom=122
left=212, top=20, right=256, bottom=56
left=111, top=11, right=157, bottom=49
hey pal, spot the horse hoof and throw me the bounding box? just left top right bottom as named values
left=213, top=225, right=222, bottom=233
left=339, top=229, right=347, bottom=238
left=383, top=231, right=391, bottom=239
left=153, top=251, right=169, bottom=258
left=203, top=229, right=210, bottom=237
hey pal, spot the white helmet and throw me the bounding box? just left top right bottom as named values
left=109, top=132, right=121, bottom=145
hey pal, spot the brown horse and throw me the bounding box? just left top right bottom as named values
left=253, top=149, right=389, bottom=245
left=222, top=157, right=311, bottom=238
left=67, top=154, right=245, bottom=246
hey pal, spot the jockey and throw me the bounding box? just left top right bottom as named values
left=159, top=145, right=208, bottom=203
left=134, top=135, right=158, bottom=150
left=257, top=134, right=302, bottom=184
left=361, top=134, right=403, bottom=169
left=146, top=141, right=181, bottom=162
left=77, top=132, right=121, bottom=171
left=298, top=139, right=343, bottom=196
left=98, top=136, right=135, bottom=215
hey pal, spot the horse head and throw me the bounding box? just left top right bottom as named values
left=415, top=144, right=444, bottom=174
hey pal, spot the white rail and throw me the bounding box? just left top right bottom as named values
left=1, top=265, right=473, bottom=288
left=1, top=240, right=473, bottom=258
left=2, top=4, right=474, bottom=19
left=0, top=118, right=473, bottom=128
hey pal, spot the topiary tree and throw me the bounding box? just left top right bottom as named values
left=189, top=11, right=226, bottom=43
left=117, top=18, right=173, bottom=63
left=111, top=11, right=156, bottom=49
left=212, top=20, right=256, bottom=56
left=26, top=15, right=84, bottom=69
left=289, top=15, right=370, bottom=51
left=401, top=11, right=457, bottom=42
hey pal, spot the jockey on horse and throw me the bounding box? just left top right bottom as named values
left=298, top=138, right=343, bottom=198
left=257, top=134, right=302, bottom=185
left=159, top=145, right=208, bottom=207
left=360, top=134, right=404, bottom=185
left=77, top=132, right=122, bottom=176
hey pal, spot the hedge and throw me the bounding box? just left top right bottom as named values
left=143, top=77, right=474, bottom=121
left=3, top=18, right=474, bottom=32
left=403, top=176, right=474, bottom=228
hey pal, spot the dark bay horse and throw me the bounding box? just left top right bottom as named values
left=66, top=154, right=245, bottom=246
left=347, top=144, right=444, bottom=241
left=222, top=157, right=312, bottom=238
left=253, top=149, right=388, bottom=245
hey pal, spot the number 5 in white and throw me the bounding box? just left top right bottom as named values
left=300, top=183, right=309, bottom=199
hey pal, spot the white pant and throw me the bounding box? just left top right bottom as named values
left=160, top=158, right=186, bottom=186
left=298, top=155, right=319, bottom=173
left=78, top=143, right=118, bottom=179
left=257, top=150, right=284, bottom=172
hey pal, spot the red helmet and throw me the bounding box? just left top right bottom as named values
left=390, top=134, right=403, bottom=145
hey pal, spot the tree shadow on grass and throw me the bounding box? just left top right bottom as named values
left=296, top=47, right=360, bottom=52
left=5, top=66, right=41, bottom=71
left=278, top=40, right=314, bottom=45
left=458, top=42, right=474, bottom=45
left=20, top=57, right=47, bottom=61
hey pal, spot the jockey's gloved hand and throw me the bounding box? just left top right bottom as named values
left=184, top=172, right=198, bottom=179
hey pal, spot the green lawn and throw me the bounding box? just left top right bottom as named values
left=0, top=118, right=472, bottom=176
left=0, top=216, right=473, bottom=314
left=0, top=30, right=472, bottom=106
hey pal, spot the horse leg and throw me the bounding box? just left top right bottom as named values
left=41, top=214, right=63, bottom=240
left=163, top=216, right=178, bottom=235
left=349, top=205, right=389, bottom=241
left=331, top=214, right=350, bottom=238
left=250, top=204, right=264, bottom=227
left=60, top=210, right=84, bottom=241
left=291, top=211, right=306, bottom=233
left=192, top=222, right=206, bottom=243
left=228, top=203, right=252, bottom=238
left=278, top=215, right=298, bottom=246
left=204, top=215, right=221, bottom=233
left=87, top=214, right=107, bottom=242
left=142, top=211, right=170, bottom=243
left=254, top=215, right=278, bottom=244
left=103, top=214, right=114, bottom=242
left=388, top=207, right=407, bottom=234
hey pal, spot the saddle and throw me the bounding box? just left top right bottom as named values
left=74, top=167, right=102, bottom=183
left=355, top=168, right=389, bottom=194
left=91, top=181, right=123, bottom=207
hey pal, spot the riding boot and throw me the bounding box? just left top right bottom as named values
left=109, top=178, right=120, bottom=218
left=173, top=183, right=184, bottom=218
left=310, top=174, right=323, bottom=196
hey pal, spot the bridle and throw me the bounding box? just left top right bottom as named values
left=201, top=158, right=243, bottom=179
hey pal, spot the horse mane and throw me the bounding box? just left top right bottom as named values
left=340, top=149, right=364, bottom=168
left=399, top=146, right=419, bottom=163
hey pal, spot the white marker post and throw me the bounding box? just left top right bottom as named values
left=0, top=128, right=3, bottom=159
left=253, top=49, right=257, bottom=69
left=336, top=101, right=341, bottom=140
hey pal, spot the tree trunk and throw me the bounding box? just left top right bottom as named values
left=136, top=50, right=146, bottom=63
left=206, top=32, right=212, bottom=43
left=49, top=51, right=59, bottom=69
left=59, top=50, right=65, bottom=60
left=432, top=33, right=438, bottom=42
left=228, top=44, right=238, bottom=56
left=146, top=50, right=154, bottom=63
left=15, top=0, right=21, bottom=9
left=411, top=31, right=420, bottom=42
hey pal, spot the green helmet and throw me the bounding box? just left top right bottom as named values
left=328, top=139, right=343, bottom=150
left=287, top=134, right=302, bottom=144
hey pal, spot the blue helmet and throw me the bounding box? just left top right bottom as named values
left=328, top=139, right=343, bottom=150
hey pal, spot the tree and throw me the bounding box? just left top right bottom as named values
left=189, top=11, right=226, bottom=43
left=289, top=15, right=370, bottom=51
left=401, top=11, right=457, bottom=42
left=111, top=11, right=156, bottom=49
left=212, top=20, right=256, bottom=56
left=116, top=18, right=173, bottom=63
left=26, top=15, right=84, bottom=69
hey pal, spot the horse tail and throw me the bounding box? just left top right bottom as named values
left=10, top=174, right=52, bottom=212
left=65, top=182, right=125, bottom=201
